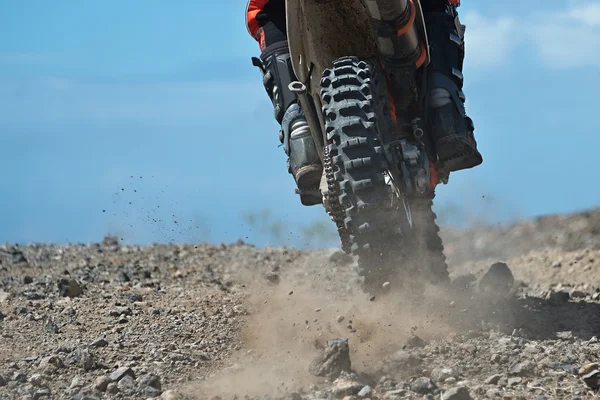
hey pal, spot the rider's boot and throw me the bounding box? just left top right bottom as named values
left=425, top=6, right=483, bottom=172
left=252, top=41, right=323, bottom=206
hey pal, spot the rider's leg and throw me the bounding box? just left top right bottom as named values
left=421, top=0, right=482, bottom=172
left=246, top=0, right=323, bottom=206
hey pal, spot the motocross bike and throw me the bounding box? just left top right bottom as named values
left=286, top=0, right=453, bottom=292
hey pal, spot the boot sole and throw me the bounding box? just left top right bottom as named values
left=440, top=148, right=483, bottom=172
left=296, top=165, right=323, bottom=206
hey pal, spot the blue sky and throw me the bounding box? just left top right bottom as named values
left=1, top=0, right=599, bottom=247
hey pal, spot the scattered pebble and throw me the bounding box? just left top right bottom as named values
left=443, top=386, right=472, bottom=400
left=58, top=278, right=83, bottom=298
left=109, top=367, right=135, bottom=382
left=411, top=377, right=437, bottom=395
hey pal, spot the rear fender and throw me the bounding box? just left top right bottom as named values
left=286, top=0, right=429, bottom=92
left=286, top=0, right=379, bottom=98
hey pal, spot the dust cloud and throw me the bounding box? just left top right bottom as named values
left=185, top=250, right=494, bottom=399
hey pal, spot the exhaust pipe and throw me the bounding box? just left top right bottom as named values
left=364, top=0, right=426, bottom=69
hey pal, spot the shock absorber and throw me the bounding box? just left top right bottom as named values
left=364, top=0, right=427, bottom=69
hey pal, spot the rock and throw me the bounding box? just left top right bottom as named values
left=571, top=289, right=587, bottom=298
left=138, top=374, right=162, bottom=396
left=556, top=331, right=574, bottom=341
left=90, top=338, right=108, bottom=348
left=232, top=304, right=246, bottom=315
left=73, top=348, right=94, bottom=371
left=109, top=306, right=132, bottom=317
left=28, top=373, right=44, bottom=386
left=309, top=338, right=351, bottom=378
left=391, top=350, right=421, bottom=368
left=358, top=386, right=372, bottom=398
left=70, top=375, right=86, bottom=390
left=161, top=390, right=183, bottom=400
left=0, top=374, right=5, bottom=387
left=411, top=377, right=437, bottom=395
left=549, top=362, right=577, bottom=374
left=431, top=367, right=456, bottom=382
left=15, top=305, right=29, bottom=314
left=109, top=366, right=135, bottom=382
left=13, top=371, right=27, bottom=383
left=32, top=389, right=52, bottom=400
left=578, top=363, right=600, bottom=376
left=0, top=291, right=8, bottom=303
left=548, top=291, right=570, bottom=305
left=382, top=389, right=408, bottom=400
left=490, top=354, right=502, bottom=363
left=118, top=271, right=131, bottom=282
left=117, top=375, right=136, bottom=394
left=406, top=335, right=426, bottom=348
left=106, top=382, right=119, bottom=394
left=45, top=319, right=59, bottom=334
left=26, top=292, right=45, bottom=301
left=484, top=375, right=502, bottom=385
left=62, top=307, right=76, bottom=316
left=39, top=355, right=64, bottom=369
left=332, top=373, right=363, bottom=397
left=0, top=247, right=27, bottom=264
left=443, top=387, right=472, bottom=400
left=128, top=292, right=143, bottom=303
left=58, top=278, right=83, bottom=298
left=478, top=262, right=514, bottom=294
left=507, top=377, right=522, bottom=386
left=497, top=377, right=508, bottom=387
left=583, top=370, right=600, bottom=390
left=94, top=376, right=111, bottom=392
left=508, top=361, right=534, bottom=376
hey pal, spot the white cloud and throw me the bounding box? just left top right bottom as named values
left=462, top=12, right=519, bottom=68
left=567, top=3, right=600, bottom=27
left=462, top=2, right=600, bottom=69
left=528, top=3, right=600, bottom=69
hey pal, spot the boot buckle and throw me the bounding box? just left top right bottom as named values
left=452, top=68, right=464, bottom=82
left=449, top=33, right=464, bottom=48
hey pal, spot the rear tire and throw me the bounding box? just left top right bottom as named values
left=321, top=56, right=449, bottom=292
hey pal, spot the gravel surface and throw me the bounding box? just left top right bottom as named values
left=3, top=208, right=600, bottom=399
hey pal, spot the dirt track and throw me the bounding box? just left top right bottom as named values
left=3, top=209, right=600, bottom=399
